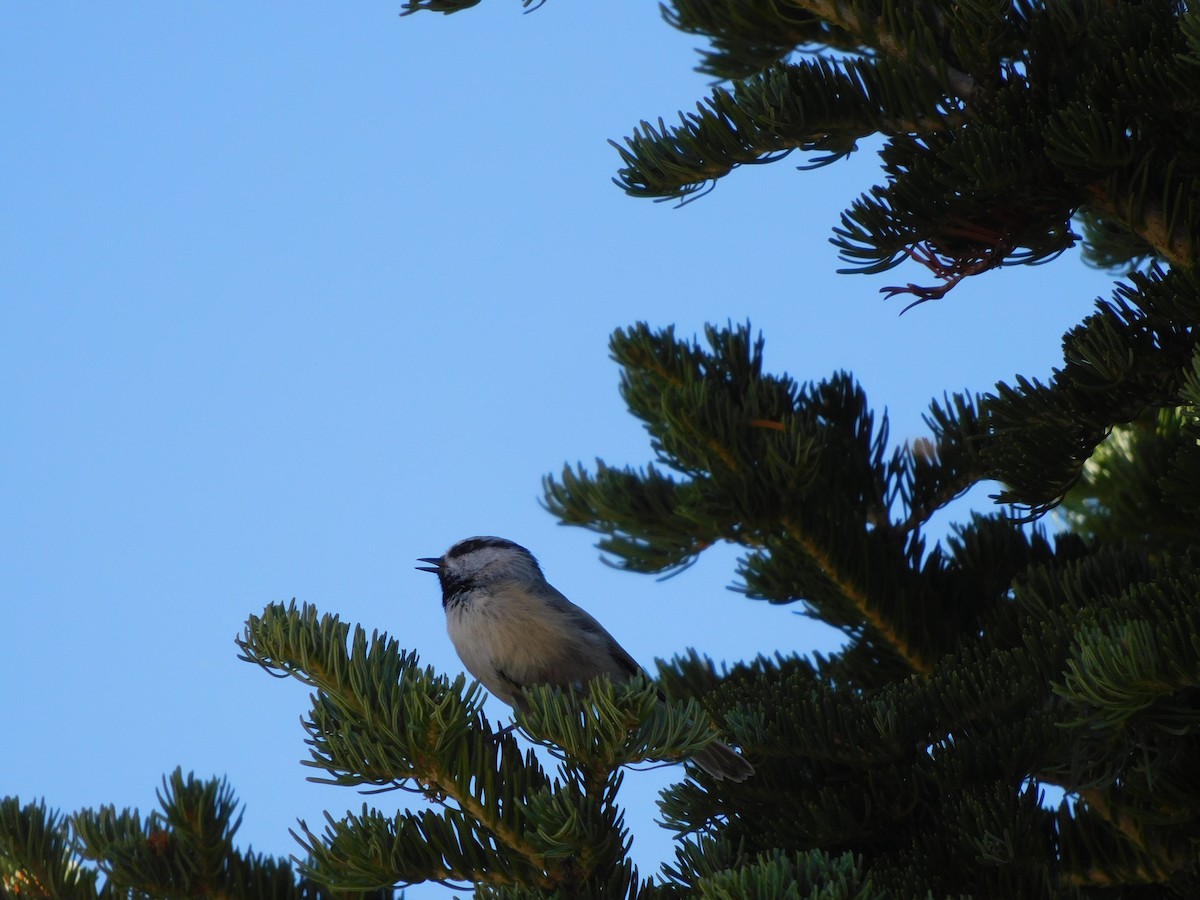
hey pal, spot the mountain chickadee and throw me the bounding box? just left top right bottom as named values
left=417, top=536, right=753, bottom=782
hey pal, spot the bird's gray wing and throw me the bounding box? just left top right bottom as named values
left=533, top=581, right=647, bottom=682
left=531, top=583, right=752, bottom=780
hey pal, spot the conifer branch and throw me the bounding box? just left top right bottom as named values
left=794, top=0, right=975, bottom=98
left=1067, top=789, right=1188, bottom=887
left=987, top=267, right=1200, bottom=513
left=1079, top=791, right=1165, bottom=865
left=1087, top=182, right=1196, bottom=270
left=236, top=602, right=723, bottom=895
left=398, top=0, right=484, bottom=15
left=237, top=602, right=575, bottom=890
left=611, top=57, right=961, bottom=201
left=0, top=799, right=100, bottom=900
left=782, top=516, right=932, bottom=675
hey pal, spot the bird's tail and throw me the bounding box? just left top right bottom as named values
left=691, top=739, right=754, bottom=782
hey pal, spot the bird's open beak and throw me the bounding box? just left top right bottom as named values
left=415, top=556, right=443, bottom=573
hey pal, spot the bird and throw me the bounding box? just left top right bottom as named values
left=416, top=535, right=753, bottom=782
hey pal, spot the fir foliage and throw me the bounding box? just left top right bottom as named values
left=234, top=602, right=723, bottom=896
left=610, top=0, right=1200, bottom=302
left=0, top=771, right=387, bottom=900
left=0, top=799, right=100, bottom=900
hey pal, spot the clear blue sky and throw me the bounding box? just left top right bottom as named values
left=3, top=3, right=1118, bottom=894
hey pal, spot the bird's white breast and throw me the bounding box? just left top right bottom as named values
left=446, top=585, right=561, bottom=702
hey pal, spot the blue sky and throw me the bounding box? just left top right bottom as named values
left=3, top=3, right=1119, bottom=894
